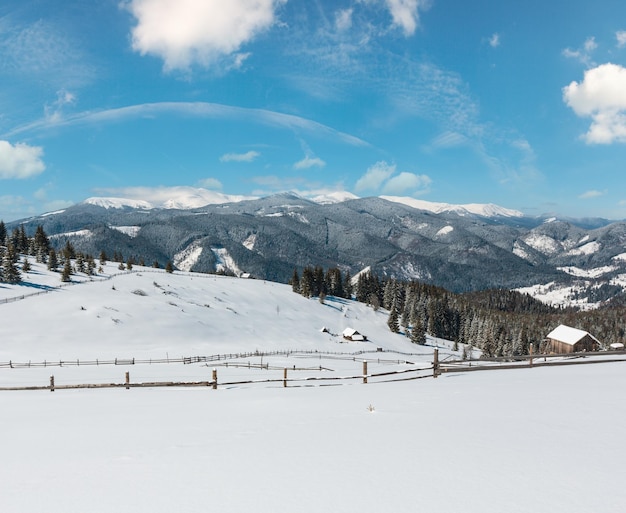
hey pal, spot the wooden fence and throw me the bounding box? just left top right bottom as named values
left=2, top=348, right=626, bottom=393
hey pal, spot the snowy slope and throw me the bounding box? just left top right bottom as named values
left=1, top=261, right=625, bottom=513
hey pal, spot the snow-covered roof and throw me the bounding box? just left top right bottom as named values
left=342, top=328, right=365, bottom=341
left=546, top=324, right=599, bottom=346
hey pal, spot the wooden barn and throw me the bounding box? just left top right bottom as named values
left=342, top=328, right=367, bottom=342
left=545, top=325, right=600, bottom=354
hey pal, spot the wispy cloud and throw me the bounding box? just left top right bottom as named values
left=0, top=140, right=45, bottom=179
left=489, top=33, right=500, bottom=48
left=562, top=36, right=597, bottom=67
left=126, top=0, right=286, bottom=72
left=197, top=178, right=223, bottom=190
left=293, top=140, right=326, bottom=170
left=617, top=31, right=626, bottom=48
left=4, top=102, right=370, bottom=147
left=0, top=19, right=94, bottom=88
left=220, top=150, right=260, bottom=163
left=579, top=190, right=605, bottom=199
left=294, top=156, right=326, bottom=170
left=563, top=63, right=626, bottom=144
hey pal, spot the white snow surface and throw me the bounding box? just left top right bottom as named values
left=558, top=265, right=616, bottom=278
left=49, top=229, right=93, bottom=239
left=522, top=233, right=562, bottom=255
left=1, top=262, right=625, bottom=512
left=436, top=225, right=454, bottom=236
left=567, top=241, right=601, bottom=256
left=243, top=233, right=257, bottom=251
left=173, top=240, right=203, bottom=272
left=110, top=225, right=141, bottom=238
left=211, top=247, right=243, bottom=276
left=547, top=324, right=598, bottom=345
left=381, top=196, right=524, bottom=217
left=311, top=191, right=359, bottom=204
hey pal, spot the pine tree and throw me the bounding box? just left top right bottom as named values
left=22, top=257, right=31, bottom=273
left=289, top=268, right=300, bottom=293
left=0, top=220, right=6, bottom=245
left=48, top=248, right=59, bottom=272
left=165, top=261, right=174, bottom=273
left=99, top=250, right=108, bottom=266
left=410, top=318, right=427, bottom=345
left=387, top=300, right=400, bottom=333
left=2, top=243, right=21, bottom=283
left=61, top=259, right=72, bottom=282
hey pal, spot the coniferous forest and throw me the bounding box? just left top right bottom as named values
left=291, top=265, right=626, bottom=357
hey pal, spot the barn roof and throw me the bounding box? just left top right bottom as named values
left=546, top=324, right=599, bottom=346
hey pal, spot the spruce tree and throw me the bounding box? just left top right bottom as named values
left=0, top=220, right=6, bottom=245
left=22, top=257, right=31, bottom=273
left=2, top=243, right=21, bottom=283
left=290, top=268, right=300, bottom=293
left=48, top=248, right=59, bottom=272
left=61, top=259, right=72, bottom=282
left=387, top=301, right=400, bottom=333
left=165, top=261, right=174, bottom=273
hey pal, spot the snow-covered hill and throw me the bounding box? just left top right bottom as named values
left=1, top=261, right=625, bottom=513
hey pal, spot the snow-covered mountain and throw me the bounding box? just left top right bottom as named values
left=380, top=195, right=524, bottom=218
left=84, top=186, right=256, bottom=210
left=10, top=192, right=626, bottom=304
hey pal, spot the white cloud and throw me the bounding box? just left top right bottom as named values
left=617, top=31, right=626, bottom=48
left=335, top=8, right=353, bottom=32
left=489, top=33, right=500, bottom=48
left=127, top=0, right=286, bottom=71
left=563, top=63, right=626, bottom=144
left=293, top=156, right=326, bottom=170
left=197, top=178, right=223, bottom=190
left=579, top=190, right=605, bottom=199
left=384, top=0, right=427, bottom=36
left=355, top=161, right=396, bottom=192
left=356, top=161, right=432, bottom=195
left=0, top=140, right=45, bottom=179
left=220, top=150, right=260, bottom=163
left=562, top=37, right=597, bottom=67
left=382, top=171, right=432, bottom=194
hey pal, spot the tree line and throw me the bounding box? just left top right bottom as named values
left=290, top=265, right=626, bottom=356
left=0, top=221, right=175, bottom=284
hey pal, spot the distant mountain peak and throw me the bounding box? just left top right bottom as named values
left=83, top=187, right=256, bottom=210
left=380, top=196, right=524, bottom=218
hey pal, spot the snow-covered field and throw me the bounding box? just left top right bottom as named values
left=1, top=262, right=625, bottom=512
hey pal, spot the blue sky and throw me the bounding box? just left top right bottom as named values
left=2, top=0, right=626, bottom=221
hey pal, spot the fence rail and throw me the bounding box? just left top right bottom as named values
left=2, top=347, right=626, bottom=393
left=0, top=348, right=425, bottom=370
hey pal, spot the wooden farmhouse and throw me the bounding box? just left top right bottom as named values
left=342, top=328, right=367, bottom=342
left=545, top=324, right=600, bottom=354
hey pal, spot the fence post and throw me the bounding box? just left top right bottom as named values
left=125, top=371, right=130, bottom=390
left=529, top=345, right=533, bottom=368
left=212, top=368, right=218, bottom=390
left=283, top=368, right=288, bottom=388
left=363, top=361, right=368, bottom=384
left=433, top=348, right=439, bottom=378
left=50, top=375, right=55, bottom=392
